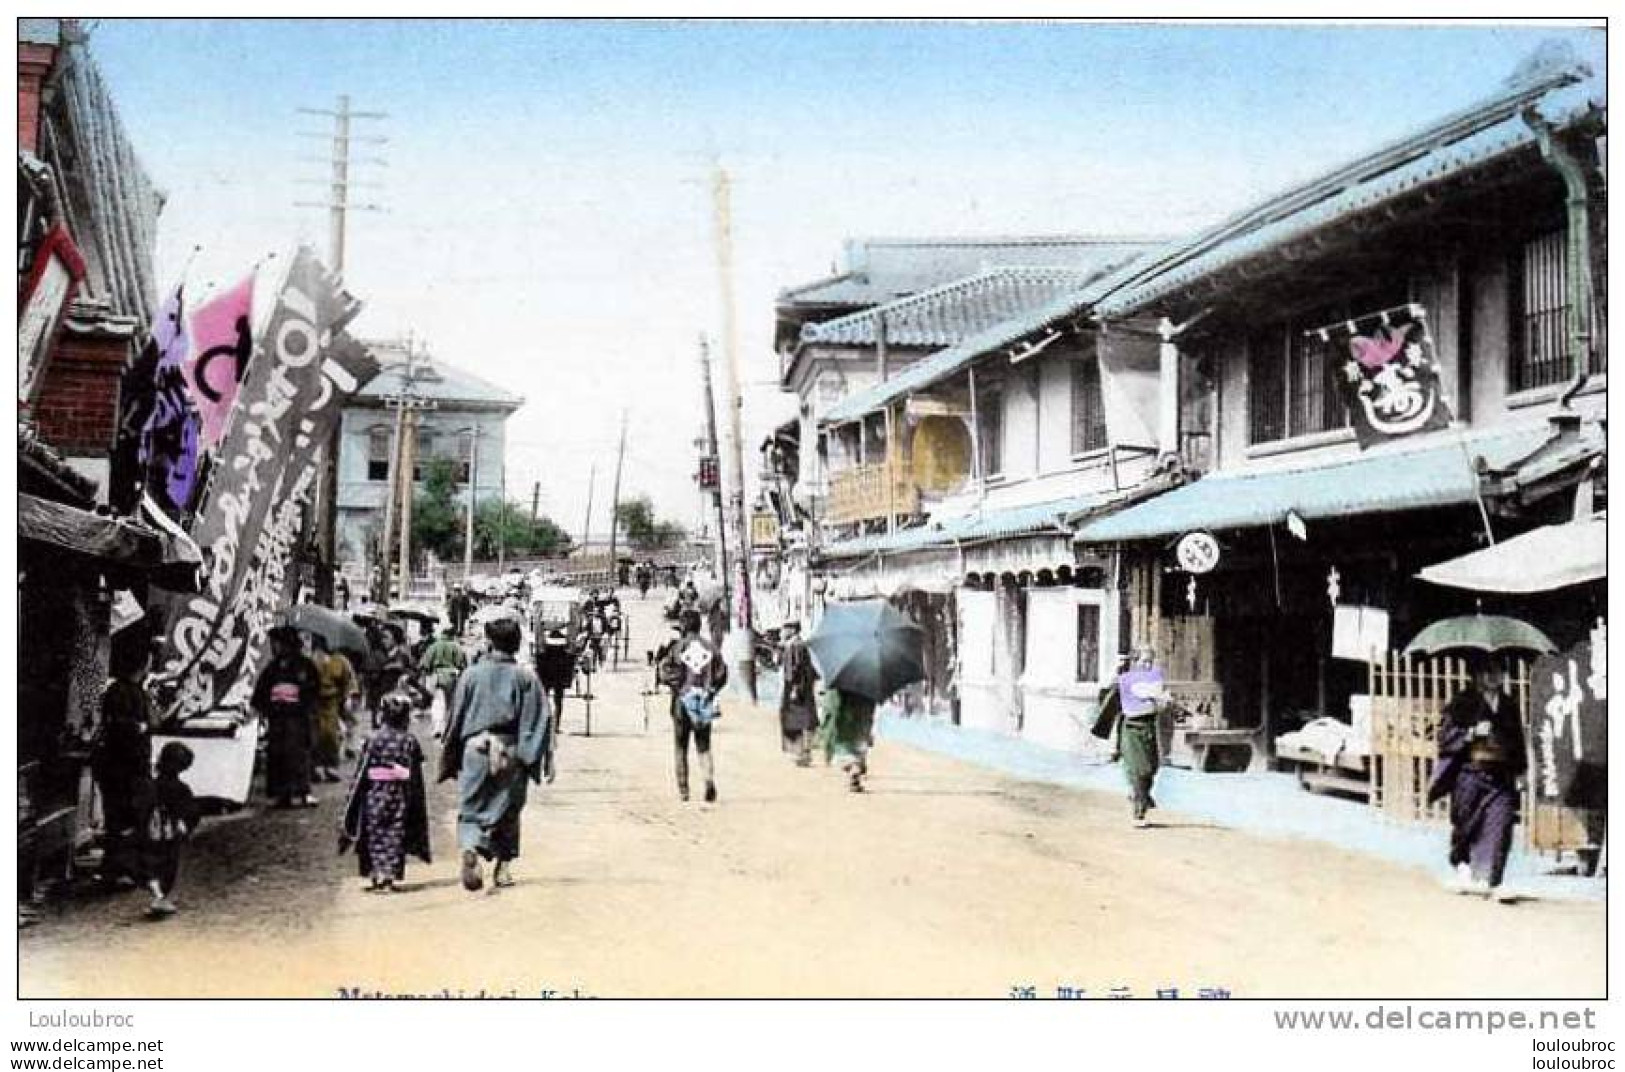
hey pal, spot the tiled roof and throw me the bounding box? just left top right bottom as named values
left=780, top=235, right=1164, bottom=310
left=1094, top=64, right=1604, bottom=319
left=1075, top=425, right=1552, bottom=543
left=49, top=37, right=164, bottom=322
left=816, top=252, right=1158, bottom=427
left=357, top=356, right=523, bottom=410
left=800, top=266, right=1106, bottom=349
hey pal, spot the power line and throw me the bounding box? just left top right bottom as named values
left=293, top=94, right=388, bottom=276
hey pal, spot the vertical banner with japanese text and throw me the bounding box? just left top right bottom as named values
left=1529, top=621, right=1607, bottom=811
left=152, top=246, right=376, bottom=719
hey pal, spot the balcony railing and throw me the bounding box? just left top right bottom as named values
left=826, top=462, right=920, bottom=526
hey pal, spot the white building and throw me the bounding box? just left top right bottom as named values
left=335, top=341, right=523, bottom=576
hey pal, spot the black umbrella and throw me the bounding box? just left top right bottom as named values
left=806, top=599, right=926, bottom=703
left=280, top=603, right=370, bottom=662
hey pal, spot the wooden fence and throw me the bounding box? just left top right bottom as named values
left=1367, top=650, right=1593, bottom=854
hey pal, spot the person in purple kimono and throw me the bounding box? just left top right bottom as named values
left=341, top=692, right=430, bottom=892
left=1427, top=659, right=1527, bottom=902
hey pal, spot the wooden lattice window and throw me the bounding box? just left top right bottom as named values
left=1513, top=229, right=1572, bottom=392
left=1071, top=356, right=1107, bottom=455
left=976, top=380, right=1003, bottom=477
left=1511, top=228, right=1604, bottom=388
left=1247, top=329, right=1287, bottom=445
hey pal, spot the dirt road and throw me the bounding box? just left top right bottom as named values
left=21, top=596, right=1603, bottom=998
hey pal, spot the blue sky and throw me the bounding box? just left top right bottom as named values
left=85, top=19, right=1604, bottom=533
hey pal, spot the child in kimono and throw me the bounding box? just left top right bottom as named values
left=141, top=742, right=200, bottom=918
left=342, top=692, right=431, bottom=892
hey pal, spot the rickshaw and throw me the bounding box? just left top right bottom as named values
left=529, top=587, right=596, bottom=735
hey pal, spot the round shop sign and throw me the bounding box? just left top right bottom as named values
left=1175, top=531, right=1221, bottom=574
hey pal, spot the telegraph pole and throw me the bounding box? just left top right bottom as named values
left=607, top=410, right=628, bottom=587
left=376, top=341, right=433, bottom=602
left=531, top=481, right=541, bottom=525
left=698, top=336, right=728, bottom=592
left=377, top=394, right=407, bottom=602
left=397, top=404, right=417, bottom=599
left=463, top=426, right=479, bottom=582
left=296, top=95, right=386, bottom=604
left=712, top=164, right=756, bottom=699
left=581, top=461, right=597, bottom=567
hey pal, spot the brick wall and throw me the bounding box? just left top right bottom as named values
left=32, top=331, right=129, bottom=456
left=18, top=42, right=57, bottom=154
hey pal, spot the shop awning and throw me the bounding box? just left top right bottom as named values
left=1075, top=426, right=1550, bottom=544
left=1417, top=514, right=1606, bottom=594
left=19, top=493, right=165, bottom=567
left=819, top=490, right=1111, bottom=561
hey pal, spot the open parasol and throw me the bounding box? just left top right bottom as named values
left=805, top=599, right=926, bottom=703
left=1403, top=612, right=1558, bottom=658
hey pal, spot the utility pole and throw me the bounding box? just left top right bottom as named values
left=531, top=481, right=540, bottom=525
left=698, top=336, right=728, bottom=593
left=497, top=467, right=508, bottom=571
left=581, top=461, right=597, bottom=567
left=377, top=395, right=406, bottom=602
left=712, top=163, right=756, bottom=699
left=397, top=405, right=417, bottom=599
left=296, top=94, right=385, bottom=604
left=607, top=410, right=628, bottom=587
left=463, top=426, right=479, bottom=582
left=376, top=340, right=433, bottom=602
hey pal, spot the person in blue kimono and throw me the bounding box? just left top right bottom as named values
left=438, top=617, right=551, bottom=893
left=1427, top=659, right=1527, bottom=902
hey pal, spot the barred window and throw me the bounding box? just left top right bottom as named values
left=1249, top=287, right=1404, bottom=445
left=1075, top=603, right=1102, bottom=684
left=1247, top=329, right=1287, bottom=445
left=976, top=380, right=1004, bottom=477
left=1513, top=230, right=1571, bottom=392
left=1511, top=228, right=1604, bottom=389
left=1071, top=357, right=1107, bottom=455
left=1287, top=327, right=1349, bottom=438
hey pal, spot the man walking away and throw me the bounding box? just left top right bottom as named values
left=419, top=625, right=467, bottom=739
left=439, top=618, right=551, bottom=892
left=659, top=610, right=727, bottom=803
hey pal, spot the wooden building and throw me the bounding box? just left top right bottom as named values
left=1075, top=53, right=1606, bottom=773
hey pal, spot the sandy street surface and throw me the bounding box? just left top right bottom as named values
left=20, top=596, right=1603, bottom=999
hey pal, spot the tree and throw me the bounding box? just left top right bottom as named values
left=411, top=457, right=465, bottom=562
left=615, top=494, right=687, bottom=551
left=474, top=498, right=572, bottom=559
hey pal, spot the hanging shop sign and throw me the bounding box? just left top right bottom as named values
left=19, top=224, right=87, bottom=408
left=751, top=510, right=780, bottom=548
left=1175, top=530, right=1221, bottom=574
left=1311, top=302, right=1452, bottom=449
left=1529, top=621, right=1607, bottom=811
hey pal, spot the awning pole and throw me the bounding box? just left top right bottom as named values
left=1455, top=428, right=1497, bottom=547
left=968, top=366, right=985, bottom=503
